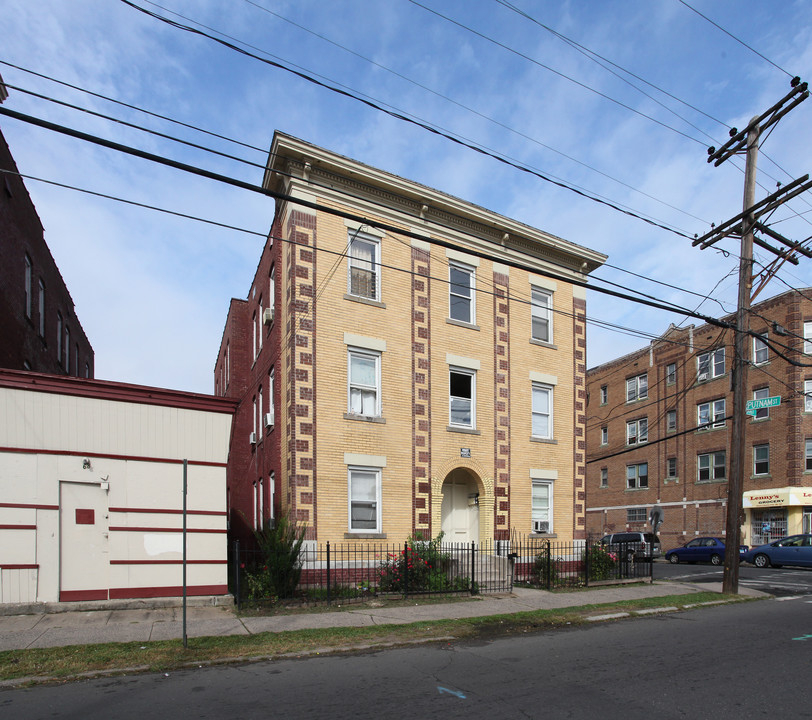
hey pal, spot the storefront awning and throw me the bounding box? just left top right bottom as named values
left=743, top=486, right=812, bottom=508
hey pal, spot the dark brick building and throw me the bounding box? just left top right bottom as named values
left=586, top=289, right=812, bottom=550
left=0, top=117, right=94, bottom=377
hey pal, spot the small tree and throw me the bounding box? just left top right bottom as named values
left=247, top=511, right=307, bottom=599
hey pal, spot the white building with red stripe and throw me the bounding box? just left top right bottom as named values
left=0, top=369, right=236, bottom=604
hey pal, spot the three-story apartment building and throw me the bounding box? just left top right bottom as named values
left=586, top=289, right=812, bottom=549
left=215, top=132, right=606, bottom=547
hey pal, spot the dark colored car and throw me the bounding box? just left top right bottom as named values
left=742, top=534, right=812, bottom=568
left=665, top=537, right=748, bottom=565
left=599, top=532, right=661, bottom=561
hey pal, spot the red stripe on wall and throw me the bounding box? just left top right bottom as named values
left=60, top=589, right=109, bottom=602
left=108, top=584, right=228, bottom=600
left=109, top=560, right=227, bottom=565
left=109, top=507, right=227, bottom=516
left=0, top=564, right=39, bottom=570
left=0, top=524, right=36, bottom=530
left=0, top=502, right=59, bottom=511
left=0, top=446, right=227, bottom=468
left=108, top=526, right=226, bottom=534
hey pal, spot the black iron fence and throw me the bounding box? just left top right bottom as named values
left=231, top=537, right=652, bottom=608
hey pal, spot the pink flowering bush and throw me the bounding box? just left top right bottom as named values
left=378, top=532, right=451, bottom=592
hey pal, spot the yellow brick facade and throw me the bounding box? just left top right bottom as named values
left=262, top=132, right=603, bottom=546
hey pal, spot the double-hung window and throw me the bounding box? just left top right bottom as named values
left=753, top=333, right=769, bottom=364
left=449, top=367, right=475, bottom=428
left=600, top=468, right=608, bottom=487
left=600, top=426, right=608, bottom=445
left=667, top=409, right=677, bottom=432
left=753, top=444, right=770, bottom=476
left=531, top=480, right=553, bottom=534
left=24, top=254, right=32, bottom=319
left=38, top=280, right=45, bottom=336
left=806, top=439, right=812, bottom=471
left=600, top=385, right=608, bottom=404
left=56, top=312, right=63, bottom=364
left=806, top=380, right=812, bottom=413
left=698, top=398, right=725, bottom=429
left=449, top=262, right=475, bottom=323
left=626, top=463, right=648, bottom=489
left=348, top=348, right=381, bottom=416
left=753, top=387, right=770, bottom=420
left=530, top=287, right=552, bottom=343
left=626, top=373, right=648, bottom=402
left=531, top=383, right=553, bottom=439
left=348, top=232, right=380, bottom=300
left=698, top=451, right=726, bottom=482
left=667, top=458, right=677, bottom=478
left=805, top=321, right=812, bottom=355
left=666, top=363, right=676, bottom=385
left=348, top=466, right=380, bottom=532
left=626, top=418, right=648, bottom=445
left=697, top=348, right=725, bottom=381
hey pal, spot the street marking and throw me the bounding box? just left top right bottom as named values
left=775, top=596, right=803, bottom=601
left=438, top=687, right=466, bottom=699
left=792, top=634, right=812, bottom=641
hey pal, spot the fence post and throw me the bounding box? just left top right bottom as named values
left=584, top=538, right=590, bottom=588
left=234, top=539, right=241, bottom=609
left=326, top=541, right=331, bottom=606
left=544, top=540, right=551, bottom=591
left=470, top=541, right=475, bottom=595
left=403, top=541, right=409, bottom=599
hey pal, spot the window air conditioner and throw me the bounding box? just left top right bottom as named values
left=533, top=520, right=549, bottom=534
left=264, top=410, right=274, bottom=428
left=697, top=372, right=708, bottom=382
left=263, top=307, right=274, bottom=326
left=249, top=431, right=257, bottom=445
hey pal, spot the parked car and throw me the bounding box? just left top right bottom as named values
left=665, top=537, right=748, bottom=565
left=742, top=534, right=812, bottom=568
left=599, top=532, right=661, bottom=561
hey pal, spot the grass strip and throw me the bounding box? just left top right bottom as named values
left=0, top=592, right=747, bottom=683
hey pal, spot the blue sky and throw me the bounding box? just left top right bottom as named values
left=3, top=0, right=812, bottom=393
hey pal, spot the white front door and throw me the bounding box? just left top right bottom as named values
left=441, top=479, right=479, bottom=544
left=60, top=482, right=109, bottom=601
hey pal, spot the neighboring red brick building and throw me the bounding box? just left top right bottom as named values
left=586, top=289, right=812, bottom=550
left=0, top=110, right=94, bottom=376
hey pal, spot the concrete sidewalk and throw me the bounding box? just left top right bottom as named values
left=0, top=581, right=766, bottom=652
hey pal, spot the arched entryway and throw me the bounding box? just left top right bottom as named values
left=441, top=467, right=481, bottom=544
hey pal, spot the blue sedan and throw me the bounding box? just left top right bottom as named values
left=665, top=537, right=746, bottom=565
left=742, top=534, right=812, bottom=568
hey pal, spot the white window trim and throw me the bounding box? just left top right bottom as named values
left=626, top=418, right=648, bottom=446
left=697, top=348, right=725, bottom=380
left=600, top=426, right=608, bottom=445
left=753, top=333, right=769, bottom=365
left=697, top=398, right=726, bottom=429
left=698, top=451, right=726, bottom=482
left=753, top=444, right=770, bottom=476
left=626, top=463, right=648, bottom=489
left=805, top=321, right=812, bottom=355
left=449, top=366, right=476, bottom=428
left=626, top=373, right=648, bottom=402
left=531, top=383, right=553, bottom=439
left=531, top=479, right=554, bottom=534
left=347, top=347, right=382, bottom=417
left=805, top=379, right=812, bottom=413
left=530, top=286, right=553, bottom=343
left=347, top=465, right=382, bottom=534
left=753, top=387, right=770, bottom=420
left=448, top=261, right=475, bottom=324
left=347, top=230, right=381, bottom=301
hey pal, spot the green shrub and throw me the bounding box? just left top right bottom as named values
left=532, top=545, right=560, bottom=588
left=584, top=543, right=617, bottom=581
left=378, top=531, right=452, bottom=592
left=244, top=511, right=307, bottom=600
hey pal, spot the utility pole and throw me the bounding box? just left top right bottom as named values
left=693, top=77, right=809, bottom=595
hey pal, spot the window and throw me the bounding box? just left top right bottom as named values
left=805, top=321, right=812, bottom=355
left=698, top=451, right=726, bottom=482
left=348, top=467, right=380, bottom=532
left=753, top=333, right=768, bottom=364
left=626, top=418, right=648, bottom=446
left=627, top=508, right=647, bottom=523
left=348, top=232, right=380, bottom=300
left=269, top=472, right=275, bottom=522
left=531, top=287, right=552, bottom=343
left=449, top=367, right=475, bottom=428
left=252, top=397, right=257, bottom=438
left=531, top=481, right=553, bottom=534
left=698, top=398, right=725, bottom=429
left=252, top=312, right=258, bottom=360
left=449, top=262, right=475, bottom=323
left=667, top=457, right=677, bottom=478
left=600, top=468, right=608, bottom=488
left=666, top=363, right=676, bottom=385
left=600, top=426, right=608, bottom=445
left=667, top=409, right=677, bottom=432
left=600, top=385, right=608, bottom=405
left=626, top=373, right=648, bottom=402
left=531, top=384, right=552, bottom=439
left=269, top=264, right=275, bottom=315
left=258, top=385, right=263, bottom=439
left=626, top=463, right=648, bottom=489
left=38, top=280, right=45, bottom=336
left=257, top=296, right=263, bottom=352
left=57, top=312, right=63, bottom=363
left=252, top=482, right=258, bottom=529
left=753, top=387, right=770, bottom=420
left=24, top=254, right=32, bottom=318
left=697, top=348, right=725, bottom=380
left=268, top=367, right=275, bottom=427
left=805, top=380, right=812, bottom=413
left=753, top=444, right=770, bottom=476
left=806, top=439, right=812, bottom=471
left=348, top=349, right=381, bottom=416
left=64, top=326, right=70, bottom=373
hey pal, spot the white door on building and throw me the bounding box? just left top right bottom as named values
left=441, top=476, right=479, bottom=544
left=60, top=482, right=109, bottom=601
